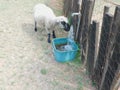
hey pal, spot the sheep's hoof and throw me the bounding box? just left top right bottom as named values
left=53, top=35, right=56, bottom=38
left=52, top=31, right=56, bottom=38
left=48, top=39, right=51, bottom=43
left=35, top=28, right=37, bottom=32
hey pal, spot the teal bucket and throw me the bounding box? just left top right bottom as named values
left=52, top=37, right=78, bottom=62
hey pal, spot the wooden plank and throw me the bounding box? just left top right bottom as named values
left=100, top=30, right=120, bottom=90
left=93, top=10, right=113, bottom=87
left=93, top=6, right=109, bottom=64
left=110, top=65, right=120, bottom=90
left=87, top=21, right=99, bottom=77
left=77, top=0, right=87, bottom=42
left=63, top=0, right=73, bottom=17
left=95, top=13, right=113, bottom=69
left=77, top=0, right=92, bottom=42
left=99, top=6, right=120, bottom=90
left=94, top=6, right=110, bottom=68
left=63, top=0, right=80, bottom=39
left=72, top=0, right=80, bottom=40
left=79, top=0, right=95, bottom=63
left=103, top=6, right=110, bottom=15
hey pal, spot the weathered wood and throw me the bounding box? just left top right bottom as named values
left=77, top=0, right=86, bottom=41
left=103, top=6, right=109, bottom=16
left=63, top=0, right=79, bottom=17
left=72, top=0, right=79, bottom=12
left=63, top=0, right=73, bottom=17
left=93, top=6, right=109, bottom=65
left=72, top=0, right=80, bottom=40
left=79, top=0, right=95, bottom=63
left=77, top=0, right=90, bottom=42
left=110, top=65, right=120, bottom=90
left=93, top=10, right=113, bottom=87
left=99, top=6, right=120, bottom=90
left=100, top=30, right=120, bottom=90
left=63, top=0, right=80, bottom=41
left=87, top=21, right=99, bottom=78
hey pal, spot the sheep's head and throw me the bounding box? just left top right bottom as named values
left=56, top=16, right=70, bottom=32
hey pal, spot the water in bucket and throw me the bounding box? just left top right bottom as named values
left=55, top=25, right=74, bottom=51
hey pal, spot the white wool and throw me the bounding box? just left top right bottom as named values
left=33, top=3, right=68, bottom=33
left=34, top=4, right=55, bottom=29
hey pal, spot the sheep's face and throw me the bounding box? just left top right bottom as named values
left=60, top=21, right=70, bottom=32
left=56, top=16, right=70, bottom=32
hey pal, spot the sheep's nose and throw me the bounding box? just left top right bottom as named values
left=64, top=24, right=70, bottom=32
left=64, top=28, right=70, bottom=32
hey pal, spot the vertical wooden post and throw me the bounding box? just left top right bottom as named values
left=63, top=0, right=73, bottom=17
left=77, top=0, right=95, bottom=42
left=103, top=6, right=109, bottom=15
left=76, top=0, right=86, bottom=41
left=79, top=0, right=95, bottom=64
left=72, top=0, right=80, bottom=40
left=87, top=21, right=99, bottom=77
left=110, top=65, right=120, bottom=90
left=63, top=0, right=80, bottom=39
left=93, top=6, right=110, bottom=67
left=93, top=8, right=113, bottom=87
left=99, top=6, right=120, bottom=90
left=94, top=6, right=109, bottom=68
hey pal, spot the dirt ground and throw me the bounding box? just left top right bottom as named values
left=0, top=0, right=95, bottom=90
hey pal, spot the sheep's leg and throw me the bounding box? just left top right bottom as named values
left=34, top=21, right=37, bottom=32
left=47, top=33, right=51, bottom=43
left=45, top=25, right=51, bottom=43
left=52, top=30, right=56, bottom=38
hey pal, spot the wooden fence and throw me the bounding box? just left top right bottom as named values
left=63, top=0, right=120, bottom=90
left=63, top=0, right=80, bottom=40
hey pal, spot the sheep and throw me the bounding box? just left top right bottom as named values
left=33, top=3, right=70, bottom=43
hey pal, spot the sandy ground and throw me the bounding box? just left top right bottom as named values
left=0, top=0, right=95, bottom=90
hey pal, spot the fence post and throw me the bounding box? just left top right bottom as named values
left=93, top=7, right=114, bottom=87
left=72, top=0, right=80, bottom=40
left=76, top=0, right=86, bottom=41
left=63, top=0, right=80, bottom=40
left=110, top=64, right=120, bottom=90
left=103, top=6, right=109, bottom=15
left=93, top=6, right=110, bottom=65
left=99, top=6, right=120, bottom=90
left=63, top=0, right=73, bottom=17
left=87, top=21, right=99, bottom=78
left=77, top=0, right=95, bottom=42
left=110, top=65, right=120, bottom=90
left=78, top=0, right=95, bottom=64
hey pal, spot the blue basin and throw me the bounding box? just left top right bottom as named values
left=52, top=37, right=78, bottom=62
